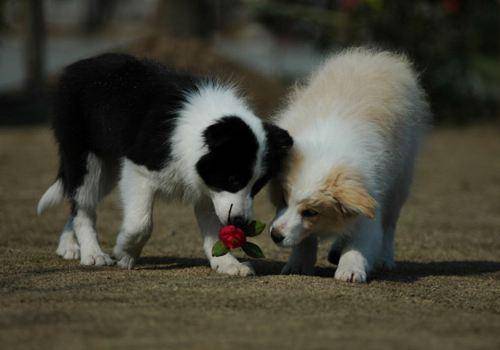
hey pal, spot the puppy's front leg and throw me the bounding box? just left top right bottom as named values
left=113, top=162, right=156, bottom=269
left=281, top=235, right=317, bottom=275
left=335, top=215, right=383, bottom=283
left=194, top=199, right=255, bottom=276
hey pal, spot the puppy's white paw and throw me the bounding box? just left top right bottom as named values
left=281, top=259, right=315, bottom=275
left=56, top=240, right=80, bottom=260
left=210, top=255, right=255, bottom=276
left=57, top=246, right=80, bottom=260
left=112, top=245, right=138, bottom=270
left=116, top=254, right=136, bottom=270
left=216, top=261, right=255, bottom=276
left=334, top=251, right=368, bottom=283
left=80, top=250, right=114, bottom=266
left=56, top=231, right=80, bottom=260
left=334, top=267, right=367, bottom=283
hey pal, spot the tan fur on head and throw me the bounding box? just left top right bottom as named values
left=321, top=166, right=376, bottom=219
left=301, top=166, right=376, bottom=221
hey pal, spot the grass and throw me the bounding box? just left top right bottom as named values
left=0, top=124, right=499, bottom=350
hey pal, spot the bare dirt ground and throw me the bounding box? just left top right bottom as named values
left=1, top=124, right=499, bottom=350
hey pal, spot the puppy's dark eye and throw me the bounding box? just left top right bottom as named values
left=301, top=209, right=318, bottom=218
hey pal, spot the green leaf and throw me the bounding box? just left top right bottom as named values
left=253, top=220, right=266, bottom=235
left=212, top=240, right=229, bottom=257
left=245, top=220, right=266, bottom=237
left=242, top=242, right=265, bottom=259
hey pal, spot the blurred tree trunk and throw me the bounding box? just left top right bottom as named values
left=155, top=0, right=218, bottom=39
left=83, top=0, right=116, bottom=34
left=25, top=0, right=46, bottom=98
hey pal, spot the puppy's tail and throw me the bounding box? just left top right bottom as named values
left=37, top=178, right=64, bottom=215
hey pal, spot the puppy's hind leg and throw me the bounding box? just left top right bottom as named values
left=55, top=216, right=80, bottom=260
left=194, top=199, right=255, bottom=276
left=379, top=222, right=397, bottom=271
left=378, top=176, right=410, bottom=271
left=113, top=160, right=156, bottom=269
left=72, top=153, right=114, bottom=266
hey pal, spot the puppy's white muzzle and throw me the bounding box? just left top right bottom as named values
left=210, top=189, right=253, bottom=225
left=270, top=207, right=305, bottom=247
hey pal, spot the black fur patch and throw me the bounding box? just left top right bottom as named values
left=250, top=123, right=293, bottom=197
left=52, top=53, right=293, bottom=202
left=196, top=116, right=258, bottom=193
left=52, top=53, right=199, bottom=196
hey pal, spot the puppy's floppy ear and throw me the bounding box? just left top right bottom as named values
left=249, top=123, right=293, bottom=197
left=322, top=167, right=376, bottom=219
left=262, top=123, right=293, bottom=181
left=334, top=184, right=376, bottom=219
left=264, top=122, right=294, bottom=155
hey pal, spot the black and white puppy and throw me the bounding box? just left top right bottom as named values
left=37, top=53, right=292, bottom=276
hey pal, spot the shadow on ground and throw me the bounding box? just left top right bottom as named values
left=373, top=260, right=500, bottom=283
left=137, top=256, right=209, bottom=270
left=134, top=256, right=500, bottom=283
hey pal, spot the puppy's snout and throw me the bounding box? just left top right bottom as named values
left=231, top=215, right=247, bottom=228
left=270, top=228, right=285, bottom=244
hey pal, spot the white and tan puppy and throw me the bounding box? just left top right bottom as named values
left=269, top=48, right=430, bottom=282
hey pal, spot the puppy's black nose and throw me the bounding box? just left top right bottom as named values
left=231, top=215, right=247, bottom=228
left=270, top=228, right=285, bottom=243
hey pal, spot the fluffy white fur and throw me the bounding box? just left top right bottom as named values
left=39, top=83, right=267, bottom=275
left=270, top=48, right=430, bottom=282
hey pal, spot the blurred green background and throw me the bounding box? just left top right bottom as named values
left=0, top=0, right=499, bottom=125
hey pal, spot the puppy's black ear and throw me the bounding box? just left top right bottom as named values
left=250, top=123, right=293, bottom=197
left=264, top=123, right=293, bottom=156
left=263, top=123, right=293, bottom=176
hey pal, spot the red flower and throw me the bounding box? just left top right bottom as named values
left=219, top=225, right=246, bottom=249
left=442, top=0, right=460, bottom=14
left=340, top=0, right=360, bottom=11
